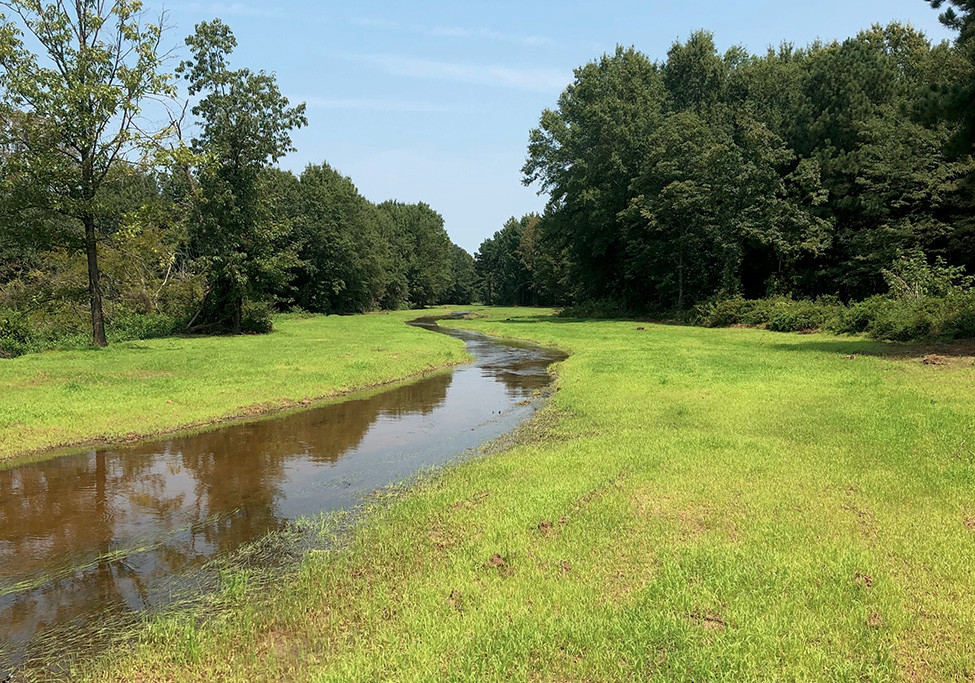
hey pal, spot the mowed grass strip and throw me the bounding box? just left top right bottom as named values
left=93, top=308, right=975, bottom=681
left=0, top=309, right=469, bottom=464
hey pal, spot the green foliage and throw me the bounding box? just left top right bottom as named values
left=511, top=21, right=975, bottom=321
left=881, top=248, right=973, bottom=299
left=697, top=288, right=975, bottom=341
left=557, top=299, right=632, bottom=319
left=178, top=19, right=306, bottom=333
left=0, top=0, right=176, bottom=346
left=446, top=244, right=479, bottom=305
left=476, top=214, right=565, bottom=306
left=376, top=201, right=453, bottom=308
left=697, top=297, right=839, bottom=332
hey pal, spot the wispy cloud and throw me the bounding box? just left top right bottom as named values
left=302, top=97, right=463, bottom=113
left=183, top=2, right=288, bottom=19
left=353, top=18, right=554, bottom=48
left=353, top=54, right=569, bottom=93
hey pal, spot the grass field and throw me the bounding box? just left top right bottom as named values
left=77, top=308, right=975, bottom=680
left=0, top=309, right=468, bottom=465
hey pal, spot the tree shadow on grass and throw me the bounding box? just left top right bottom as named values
left=770, top=336, right=975, bottom=367
left=476, top=314, right=685, bottom=326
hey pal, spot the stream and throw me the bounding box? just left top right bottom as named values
left=0, top=317, right=565, bottom=678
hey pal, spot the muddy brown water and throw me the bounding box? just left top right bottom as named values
left=0, top=318, right=565, bottom=678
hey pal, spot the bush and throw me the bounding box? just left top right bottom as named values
left=108, top=312, right=184, bottom=343
left=240, top=299, right=275, bottom=334
left=697, top=297, right=838, bottom=332
left=0, top=309, right=31, bottom=357
left=557, top=300, right=631, bottom=319
left=698, top=291, right=975, bottom=342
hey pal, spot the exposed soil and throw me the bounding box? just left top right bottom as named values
left=482, top=554, right=513, bottom=576
left=855, top=572, right=874, bottom=589
left=860, top=339, right=975, bottom=368
left=687, top=609, right=726, bottom=631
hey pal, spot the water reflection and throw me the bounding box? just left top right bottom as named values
left=0, top=321, right=564, bottom=674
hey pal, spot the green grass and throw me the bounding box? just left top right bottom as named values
left=83, top=308, right=975, bottom=680
left=0, top=309, right=469, bottom=465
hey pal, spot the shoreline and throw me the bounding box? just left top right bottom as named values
left=0, top=310, right=471, bottom=468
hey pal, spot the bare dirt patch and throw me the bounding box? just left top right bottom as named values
left=451, top=490, right=491, bottom=511
left=483, top=553, right=514, bottom=576
left=687, top=608, right=727, bottom=631
left=860, top=339, right=975, bottom=368
left=447, top=590, right=462, bottom=612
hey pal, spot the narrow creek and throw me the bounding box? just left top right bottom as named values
left=0, top=317, right=565, bottom=678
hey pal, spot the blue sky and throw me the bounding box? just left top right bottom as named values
left=162, top=1, right=953, bottom=253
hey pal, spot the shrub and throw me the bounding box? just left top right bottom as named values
left=697, top=297, right=839, bottom=332
left=240, top=299, right=275, bottom=334
left=108, top=312, right=184, bottom=343
left=558, top=299, right=631, bottom=319
left=698, top=292, right=975, bottom=342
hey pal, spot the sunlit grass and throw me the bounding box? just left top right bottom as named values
left=87, top=307, right=975, bottom=680
left=0, top=309, right=469, bottom=465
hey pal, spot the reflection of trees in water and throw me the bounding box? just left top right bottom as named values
left=0, top=371, right=453, bottom=659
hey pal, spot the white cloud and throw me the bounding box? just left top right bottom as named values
left=302, top=97, right=463, bottom=113
left=183, top=2, right=288, bottom=19
left=353, top=18, right=554, bottom=47
left=354, top=54, right=569, bottom=93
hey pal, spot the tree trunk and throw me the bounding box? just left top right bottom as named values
left=85, top=217, right=108, bottom=347
left=677, top=247, right=685, bottom=311
left=233, top=295, right=242, bottom=334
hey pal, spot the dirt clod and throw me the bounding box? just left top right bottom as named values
left=868, top=611, right=884, bottom=628
left=537, top=520, right=553, bottom=534
left=687, top=609, right=726, bottom=631
left=483, top=553, right=513, bottom=576
left=964, top=516, right=975, bottom=531
left=922, top=354, right=949, bottom=366
left=855, top=572, right=874, bottom=589
left=448, top=589, right=462, bottom=611
left=560, top=560, right=572, bottom=574
left=636, top=327, right=645, bottom=331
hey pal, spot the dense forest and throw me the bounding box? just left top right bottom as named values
left=0, top=4, right=471, bottom=356
left=476, top=1, right=975, bottom=338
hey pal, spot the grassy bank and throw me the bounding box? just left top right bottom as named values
left=91, top=307, right=975, bottom=680
left=0, top=309, right=468, bottom=465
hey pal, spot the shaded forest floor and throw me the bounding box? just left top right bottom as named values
left=90, top=307, right=975, bottom=680
left=0, top=310, right=470, bottom=466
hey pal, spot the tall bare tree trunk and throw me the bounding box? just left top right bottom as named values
left=84, top=217, right=108, bottom=347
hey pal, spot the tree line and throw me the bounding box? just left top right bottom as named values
left=477, top=2, right=975, bottom=319
left=0, top=3, right=472, bottom=355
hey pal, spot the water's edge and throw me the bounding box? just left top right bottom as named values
left=0, top=316, right=567, bottom=680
